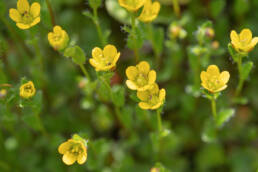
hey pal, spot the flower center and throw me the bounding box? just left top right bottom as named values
left=136, top=74, right=148, bottom=86
left=21, top=11, right=33, bottom=24
left=52, top=33, right=62, bottom=42
left=148, top=94, right=159, bottom=105
left=70, top=144, right=83, bottom=156
left=24, top=85, right=33, bottom=94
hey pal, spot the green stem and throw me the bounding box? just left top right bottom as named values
left=45, top=0, right=56, bottom=27
left=131, top=13, right=140, bottom=63
left=172, top=0, right=181, bottom=18
left=211, top=96, right=217, bottom=118
left=79, top=64, right=91, bottom=82
left=148, top=23, right=160, bottom=68
left=93, top=8, right=106, bottom=47
left=235, top=56, right=244, bottom=97
left=156, top=110, right=163, bottom=133
left=36, top=113, right=48, bottom=137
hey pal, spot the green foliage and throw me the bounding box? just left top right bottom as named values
left=64, top=46, right=86, bottom=65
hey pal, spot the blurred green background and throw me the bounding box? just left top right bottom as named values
left=0, top=0, right=258, bottom=171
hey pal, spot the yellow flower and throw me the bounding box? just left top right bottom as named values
left=0, top=89, right=7, bottom=98
left=48, top=26, right=69, bottom=51
left=9, top=0, right=40, bottom=30
left=138, top=0, right=161, bottom=23
left=200, top=65, right=230, bottom=93
left=137, top=83, right=166, bottom=110
left=58, top=134, right=87, bottom=166
left=118, top=0, right=146, bottom=12
left=126, top=61, right=156, bottom=91
left=89, top=44, right=120, bottom=71
left=230, top=28, right=258, bottom=53
left=19, top=81, right=36, bottom=99
left=150, top=168, right=160, bottom=172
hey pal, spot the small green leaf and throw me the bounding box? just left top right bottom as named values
left=216, top=108, right=235, bottom=128
left=228, top=43, right=238, bottom=62
left=240, top=61, right=253, bottom=81
left=89, top=0, right=102, bottom=10
left=111, top=85, right=125, bottom=107
left=202, top=118, right=217, bottom=143
left=64, top=46, right=86, bottom=65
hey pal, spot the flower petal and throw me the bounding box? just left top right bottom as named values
left=137, top=90, right=150, bottom=101
left=150, top=83, right=159, bottom=95
left=148, top=70, right=156, bottom=84
left=249, top=37, right=258, bottom=49
left=139, top=102, right=151, bottom=110
left=62, top=152, right=77, bottom=165
left=9, top=9, right=21, bottom=22
left=200, top=71, right=208, bottom=83
left=17, top=0, right=30, bottom=14
left=103, top=45, right=117, bottom=61
left=58, top=141, right=72, bottom=154
left=30, top=2, right=40, bottom=18
left=16, top=23, right=30, bottom=29
left=137, top=61, right=150, bottom=74
left=207, top=65, right=220, bottom=76
left=230, top=30, right=240, bottom=48
left=240, top=29, right=252, bottom=44
left=77, top=154, right=87, bottom=164
left=92, top=47, right=103, bottom=60
left=53, top=25, right=62, bottom=33
left=126, top=80, right=138, bottom=90
left=126, top=66, right=138, bottom=80
left=30, top=17, right=40, bottom=27
left=159, top=88, right=166, bottom=102
left=219, top=71, right=230, bottom=84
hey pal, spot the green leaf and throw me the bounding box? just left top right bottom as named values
left=228, top=43, right=239, bottom=62
left=210, top=0, right=226, bottom=18
left=105, top=0, right=130, bottom=24
left=111, top=85, right=125, bottom=107
left=64, top=46, right=86, bottom=65
left=202, top=118, right=217, bottom=143
left=152, top=27, right=165, bottom=55
left=216, top=108, right=235, bottom=128
left=240, top=61, right=253, bottom=81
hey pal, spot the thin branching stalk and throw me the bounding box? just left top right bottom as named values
left=79, top=64, right=91, bottom=82
left=93, top=8, right=106, bottom=47
left=45, top=0, right=56, bottom=27
left=131, top=13, right=140, bottom=63
left=172, top=0, right=181, bottom=18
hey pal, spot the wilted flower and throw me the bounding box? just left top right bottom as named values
left=137, top=83, right=166, bottom=110
left=89, top=44, right=120, bottom=71
left=138, top=0, right=161, bottom=23
left=200, top=65, right=230, bottom=93
left=19, top=81, right=36, bottom=99
left=9, top=0, right=40, bottom=29
left=118, top=0, right=146, bottom=12
left=230, top=28, right=258, bottom=53
left=48, top=26, right=69, bottom=51
left=126, top=61, right=156, bottom=91
left=58, top=134, right=88, bottom=165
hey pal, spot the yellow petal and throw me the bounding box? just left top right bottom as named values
left=89, top=59, right=100, bottom=68
left=58, top=141, right=72, bottom=154
left=17, top=0, right=30, bottom=14
left=219, top=71, right=230, bottom=84
left=214, top=85, right=227, bottom=93
left=53, top=25, right=62, bottom=33
left=137, top=90, right=150, bottom=101
left=139, top=102, right=151, bottom=110
left=249, top=37, right=258, bottom=49
left=126, top=80, right=138, bottom=90
left=111, top=52, right=120, bottom=66
left=103, top=45, right=117, bottom=61
left=207, top=65, right=220, bottom=76
left=30, top=2, right=40, bottom=18
left=30, top=17, right=40, bottom=27
left=153, top=1, right=161, bottom=14
left=148, top=70, right=156, bottom=84
left=9, top=9, right=21, bottom=22
left=150, top=83, right=159, bottom=95
left=137, top=61, right=150, bottom=74
left=200, top=71, right=208, bottom=83
left=151, top=102, right=162, bottom=110
left=92, top=47, right=103, bottom=60
left=230, top=30, right=239, bottom=43
left=16, top=23, right=30, bottom=29
left=62, top=152, right=77, bottom=165
left=159, top=88, right=166, bottom=102
left=77, top=154, right=87, bottom=164
left=126, top=66, right=138, bottom=80
left=239, top=29, right=252, bottom=44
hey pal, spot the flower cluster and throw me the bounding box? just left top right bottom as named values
left=58, top=134, right=88, bottom=165
left=126, top=61, right=165, bottom=110
left=119, top=0, right=161, bottom=23
left=200, top=65, right=230, bottom=93
left=89, top=44, right=120, bottom=71
left=19, top=81, right=36, bottom=99
left=9, top=0, right=40, bottom=29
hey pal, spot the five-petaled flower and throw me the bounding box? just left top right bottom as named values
left=200, top=65, right=230, bottom=93
left=230, top=28, right=258, bottom=53
left=89, top=44, right=120, bottom=71
left=48, top=26, right=69, bottom=51
left=138, top=0, right=161, bottom=23
left=118, top=0, right=146, bottom=12
left=19, top=81, right=36, bottom=99
left=137, top=83, right=166, bottom=110
left=126, top=61, right=156, bottom=91
left=9, top=0, right=40, bottom=29
left=58, top=134, right=88, bottom=166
